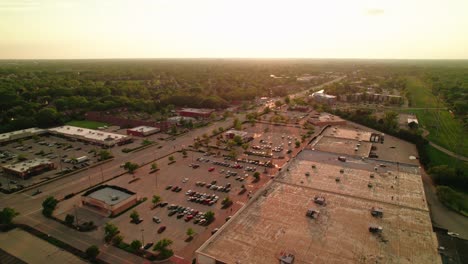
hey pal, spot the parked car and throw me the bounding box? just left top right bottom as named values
left=157, top=226, right=166, bottom=233
left=143, top=242, right=154, bottom=250
left=152, top=216, right=161, bottom=223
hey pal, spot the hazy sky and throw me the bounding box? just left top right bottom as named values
left=1, top=0, right=467, bottom=59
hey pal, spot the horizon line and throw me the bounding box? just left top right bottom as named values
left=1, top=57, right=468, bottom=61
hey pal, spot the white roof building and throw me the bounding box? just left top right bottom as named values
left=49, top=126, right=129, bottom=147
left=0, top=128, right=47, bottom=143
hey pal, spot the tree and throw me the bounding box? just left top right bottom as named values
left=182, top=150, right=187, bottom=156
left=284, top=96, right=290, bottom=104
left=0, top=207, right=19, bottom=225
left=123, top=162, right=139, bottom=174
left=35, top=107, right=61, bottom=128
left=233, top=118, right=242, bottom=130
left=275, top=100, right=282, bottom=107
left=151, top=163, right=158, bottom=171
left=382, top=111, right=399, bottom=132
left=152, top=195, right=161, bottom=207
left=98, top=150, right=112, bottom=161
left=85, top=245, right=100, bottom=260
left=65, top=214, right=75, bottom=226
left=168, top=156, right=175, bottom=162
left=112, top=235, right=123, bottom=245
left=130, top=239, right=142, bottom=252
left=253, top=172, right=260, bottom=182
left=104, top=223, right=119, bottom=242
left=295, top=140, right=300, bottom=148
left=241, top=143, right=249, bottom=150
left=141, top=139, right=152, bottom=146
left=186, top=228, right=195, bottom=238
left=130, top=210, right=140, bottom=223
left=153, top=238, right=174, bottom=259
left=16, top=154, right=27, bottom=162
left=42, top=196, right=58, bottom=217
left=204, top=211, right=215, bottom=223
left=221, top=197, right=233, bottom=208
left=233, top=135, right=243, bottom=145
left=228, top=149, right=238, bottom=160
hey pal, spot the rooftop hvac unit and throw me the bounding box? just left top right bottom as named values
left=279, top=253, right=295, bottom=264
left=110, top=195, right=119, bottom=201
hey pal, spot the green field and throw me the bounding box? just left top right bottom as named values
left=424, top=144, right=468, bottom=172
left=405, top=77, right=468, bottom=156
left=66, top=120, right=108, bottom=129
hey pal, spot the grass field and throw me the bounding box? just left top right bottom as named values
left=406, top=77, right=439, bottom=108
left=424, top=144, right=468, bottom=172
left=66, top=120, right=108, bottom=129
left=405, top=77, right=468, bottom=156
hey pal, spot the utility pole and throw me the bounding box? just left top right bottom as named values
left=74, top=205, right=79, bottom=226
left=100, top=166, right=104, bottom=183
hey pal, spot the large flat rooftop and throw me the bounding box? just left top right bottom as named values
left=197, top=151, right=440, bottom=264
left=2, top=158, right=52, bottom=173
left=128, top=125, right=159, bottom=132
left=0, top=127, right=46, bottom=142
left=84, top=186, right=134, bottom=205
left=323, top=126, right=373, bottom=142
left=49, top=125, right=127, bottom=143
left=312, top=136, right=372, bottom=157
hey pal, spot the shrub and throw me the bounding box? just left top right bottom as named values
left=42, top=196, right=58, bottom=217
left=85, top=245, right=100, bottom=260
left=65, top=214, right=75, bottom=226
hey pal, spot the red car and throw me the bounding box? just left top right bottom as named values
left=185, top=215, right=194, bottom=222
left=157, top=226, right=166, bottom=233
left=208, top=167, right=215, bottom=172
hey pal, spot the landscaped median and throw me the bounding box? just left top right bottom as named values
left=104, top=222, right=175, bottom=262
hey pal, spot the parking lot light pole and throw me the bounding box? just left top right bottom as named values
left=100, top=166, right=104, bottom=183
left=141, top=229, right=145, bottom=245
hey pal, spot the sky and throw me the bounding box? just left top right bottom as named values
left=1, top=0, right=468, bottom=59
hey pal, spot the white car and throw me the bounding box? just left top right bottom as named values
left=447, top=232, right=459, bottom=237
left=152, top=216, right=161, bottom=223
left=182, top=178, right=189, bottom=183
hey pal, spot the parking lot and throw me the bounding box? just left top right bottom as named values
left=0, top=135, right=104, bottom=191
left=243, top=122, right=315, bottom=163
left=56, top=149, right=273, bottom=260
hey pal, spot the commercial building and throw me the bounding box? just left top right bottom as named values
left=311, top=136, right=372, bottom=157
left=167, top=116, right=196, bottom=125
left=48, top=126, right=131, bottom=147
left=178, top=108, right=214, bottom=118
left=126, top=126, right=160, bottom=137
left=196, top=151, right=441, bottom=264
left=224, top=129, right=252, bottom=142
left=308, top=113, right=346, bottom=127
left=81, top=185, right=137, bottom=217
left=0, top=128, right=47, bottom=144
left=310, top=89, right=337, bottom=104
left=296, top=75, right=318, bottom=82
left=2, top=158, right=54, bottom=179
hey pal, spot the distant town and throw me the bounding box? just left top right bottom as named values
left=0, top=59, right=467, bottom=264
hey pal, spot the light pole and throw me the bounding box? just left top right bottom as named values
left=141, top=229, right=145, bottom=245
left=100, top=165, right=104, bottom=183
left=74, top=205, right=79, bottom=226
